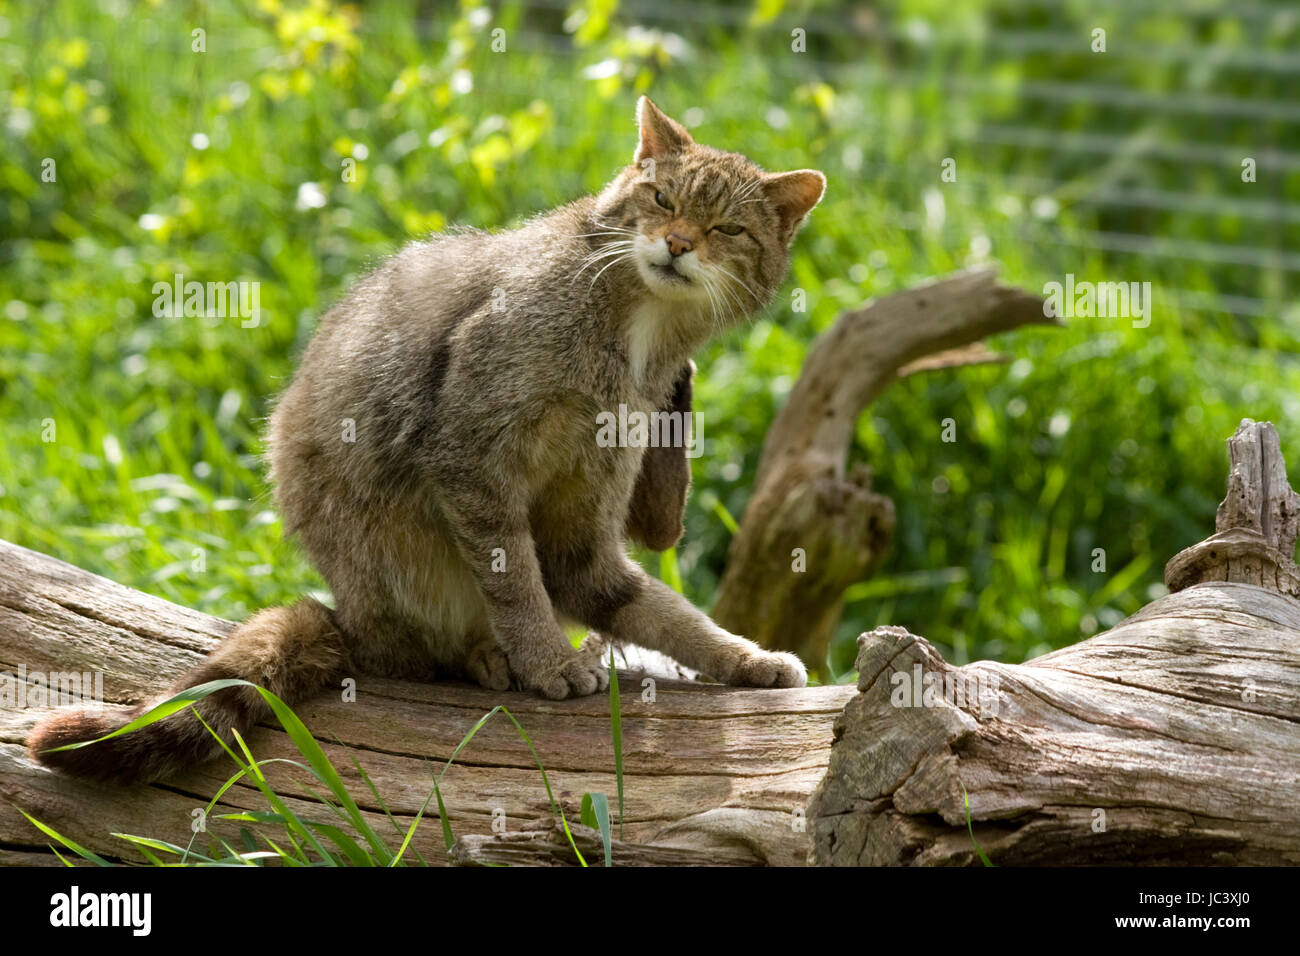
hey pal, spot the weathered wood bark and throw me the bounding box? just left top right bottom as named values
left=712, top=268, right=1055, bottom=670
left=449, top=821, right=763, bottom=866
left=808, top=418, right=1300, bottom=865
left=0, top=540, right=853, bottom=866
left=1165, top=419, right=1300, bottom=596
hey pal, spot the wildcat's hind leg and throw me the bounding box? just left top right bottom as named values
left=463, top=632, right=512, bottom=691
left=330, top=603, right=439, bottom=681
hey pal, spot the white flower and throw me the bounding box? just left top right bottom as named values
left=296, top=182, right=327, bottom=210
left=583, top=58, right=621, bottom=80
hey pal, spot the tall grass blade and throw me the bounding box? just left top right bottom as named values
left=960, top=782, right=995, bottom=867
left=19, top=810, right=112, bottom=867
left=608, top=651, right=625, bottom=840
left=581, top=792, right=613, bottom=867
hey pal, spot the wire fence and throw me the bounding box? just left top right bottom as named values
left=44, top=1, right=1294, bottom=320
left=456, top=0, right=1298, bottom=322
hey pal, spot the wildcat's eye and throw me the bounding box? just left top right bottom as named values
left=712, top=223, right=745, bottom=236
left=654, top=191, right=673, bottom=211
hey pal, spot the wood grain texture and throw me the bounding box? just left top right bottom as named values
left=809, top=419, right=1300, bottom=866
left=0, top=538, right=853, bottom=866
left=449, top=821, right=764, bottom=866
left=1166, top=419, right=1300, bottom=595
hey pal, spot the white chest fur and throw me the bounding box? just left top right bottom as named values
left=625, top=300, right=674, bottom=387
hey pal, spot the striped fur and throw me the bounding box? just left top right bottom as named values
left=30, top=99, right=824, bottom=782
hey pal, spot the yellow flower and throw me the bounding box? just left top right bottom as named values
left=58, top=38, right=90, bottom=69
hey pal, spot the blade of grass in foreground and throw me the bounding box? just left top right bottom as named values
left=580, top=792, right=613, bottom=867
left=19, top=810, right=112, bottom=867
left=608, top=650, right=625, bottom=840
left=392, top=704, right=588, bottom=867
left=228, top=727, right=340, bottom=865
left=109, top=834, right=191, bottom=867
left=393, top=704, right=508, bottom=863
left=194, top=710, right=397, bottom=867
left=349, top=750, right=429, bottom=866
left=189, top=706, right=332, bottom=865
left=960, top=782, right=995, bottom=867
left=31, top=678, right=591, bottom=867
left=178, top=751, right=317, bottom=866
left=248, top=687, right=395, bottom=864
left=35, top=678, right=251, bottom=750
left=42, top=678, right=394, bottom=865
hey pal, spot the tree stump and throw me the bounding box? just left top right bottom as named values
left=808, top=418, right=1300, bottom=865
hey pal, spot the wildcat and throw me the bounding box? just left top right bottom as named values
left=29, top=97, right=825, bottom=782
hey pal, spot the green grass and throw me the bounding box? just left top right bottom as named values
left=27, top=671, right=627, bottom=866
left=2, top=0, right=1297, bottom=680
left=961, top=781, right=994, bottom=867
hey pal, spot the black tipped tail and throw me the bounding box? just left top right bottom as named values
left=28, top=598, right=347, bottom=783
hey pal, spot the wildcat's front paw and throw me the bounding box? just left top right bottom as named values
left=524, top=647, right=610, bottom=700
left=729, top=649, right=807, bottom=689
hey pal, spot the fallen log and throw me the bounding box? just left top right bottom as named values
left=3, top=376, right=1288, bottom=864
left=808, top=418, right=1300, bottom=865
left=0, top=539, right=852, bottom=866
left=448, top=820, right=763, bottom=866
left=0, top=269, right=1055, bottom=868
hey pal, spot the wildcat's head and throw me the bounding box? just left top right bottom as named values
left=591, top=97, right=825, bottom=319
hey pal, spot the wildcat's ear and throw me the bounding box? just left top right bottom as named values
left=634, top=96, right=694, bottom=164
left=763, top=169, right=826, bottom=234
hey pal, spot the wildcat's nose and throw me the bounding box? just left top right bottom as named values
left=666, top=232, right=693, bottom=257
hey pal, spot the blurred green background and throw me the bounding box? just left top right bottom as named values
left=2, top=0, right=1297, bottom=678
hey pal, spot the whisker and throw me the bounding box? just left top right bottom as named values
left=715, top=278, right=744, bottom=321
left=588, top=252, right=631, bottom=290
left=711, top=262, right=763, bottom=307
left=583, top=219, right=641, bottom=235
left=573, top=244, right=635, bottom=283
left=574, top=229, right=640, bottom=240
left=574, top=241, right=634, bottom=265
left=574, top=252, right=632, bottom=279
left=717, top=278, right=745, bottom=326
left=576, top=242, right=635, bottom=265
left=702, top=273, right=727, bottom=337
left=700, top=276, right=718, bottom=335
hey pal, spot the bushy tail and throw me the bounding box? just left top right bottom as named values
left=28, top=598, right=346, bottom=783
